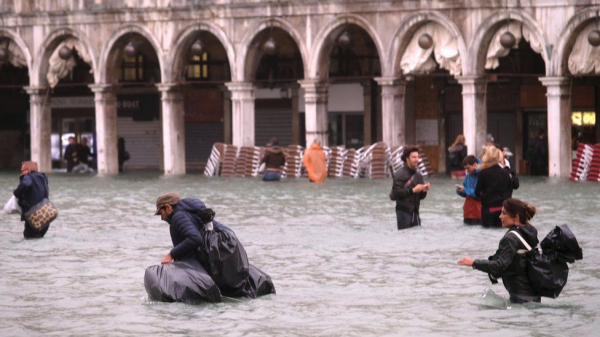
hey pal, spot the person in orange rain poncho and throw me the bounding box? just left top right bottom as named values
left=302, top=139, right=327, bottom=183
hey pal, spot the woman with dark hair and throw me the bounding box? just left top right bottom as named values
left=260, top=137, right=286, bottom=181
left=458, top=198, right=541, bottom=303
left=475, top=146, right=512, bottom=227
left=13, top=161, right=52, bottom=239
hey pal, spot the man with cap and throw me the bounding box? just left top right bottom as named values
left=155, top=192, right=204, bottom=264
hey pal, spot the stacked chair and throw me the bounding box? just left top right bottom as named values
left=220, top=145, right=238, bottom=177
left=586, top=144, right=600, bottom=182
left=570, top=143, right=594, bottom=181
left=284, top=145, right=304, bottom=178
left=328, top=146, right=347, bottom=178
left=341, top=147, right=362, bottom=178
left=203, top=142, right=225, bottom=177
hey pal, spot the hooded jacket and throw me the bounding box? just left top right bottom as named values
left=13, top=171, right=49, bottom=221
left=390, top=165, right=427, bottom=213
left=302, top=144, right=327, bottom=183
left=168, top=198, right=206, bottom=260
left=473, top=225, right=541, bottom=303
left=260, top=146, right=286, bottom=170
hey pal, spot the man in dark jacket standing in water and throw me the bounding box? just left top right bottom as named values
left=389, top=147, right=430, bottom=230
left=154, top=192, right=203, bottom=264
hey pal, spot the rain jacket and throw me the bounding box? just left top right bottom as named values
left=13, top=171, right=49, bottom=222
left=169, top=198, right=206, bottom=261
left=473, top=225, right=541, bottom=303
left=260, top=146, right=286, bottom=170
left=457, top=170, right=479, bottom=199
left=302, top=144, right=327, bottom=183
left=389, top=165, right=427, bottom=213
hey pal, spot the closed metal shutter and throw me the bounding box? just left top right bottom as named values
left=117, top=117, right=161, bottom=169
left=185, top=122, right=224, bottom=168
left=255, top=100, right=293, bottom=147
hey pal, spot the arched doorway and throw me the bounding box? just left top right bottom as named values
left=104, top=32, right=162, bottom=171
left=245, top=26, right=304, bottom=147
left=0, top=36, right=29, bottom=169
left=173, top=30, right=231, bottom=171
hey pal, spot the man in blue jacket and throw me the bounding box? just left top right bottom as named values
left=154, top=192, right=204, bottom=264
left=456, top=155, right=481, bottom=225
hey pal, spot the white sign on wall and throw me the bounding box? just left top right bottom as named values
left=416, top=119, right=438, bottom=146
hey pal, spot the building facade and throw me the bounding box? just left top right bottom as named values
left=1, top=0, right=599, bottom=177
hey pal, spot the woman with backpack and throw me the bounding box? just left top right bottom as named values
left=457, top=198, right=541, bottom=303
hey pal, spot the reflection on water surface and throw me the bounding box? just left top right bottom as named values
left=0, top=172, right=599, bottom=335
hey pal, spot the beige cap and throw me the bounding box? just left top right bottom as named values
left=154, top=192, right=181, bottom=215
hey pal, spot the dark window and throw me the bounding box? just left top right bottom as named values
left=121, top=54, right=144, bottom=81
left=186, top=52, right=209, bottom=80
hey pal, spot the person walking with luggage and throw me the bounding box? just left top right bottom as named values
left=457, top=198, right=541, bottom=303
left=13, top=161, right=54, bottom=239
left=389, top=147, right=430, bottom=230
left=475, top=146, right=512, bottom=227
left=260, top=137, right=286, bottom=181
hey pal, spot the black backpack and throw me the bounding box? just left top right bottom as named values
left=510, top=224, right=583, bottom=298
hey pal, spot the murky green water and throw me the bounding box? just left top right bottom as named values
left=0, top=172, right=599, bottom=335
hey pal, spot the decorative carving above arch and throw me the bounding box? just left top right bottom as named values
left=400, top=22, right=461, bottom=76
left=568, top=21, right=600, bottom=75
left=485, top=22, right=543, bottom=70
left=47, top=37, right=93, bottom=88
left=0, top=39, right=27, bottom=68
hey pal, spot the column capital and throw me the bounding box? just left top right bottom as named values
left=456, top=75, right=487, bottom=86
left=298, top=78, right=328, bottom=90
left=24, top=86, right=48, bottom=95
left=538, top=76, right=570, bottom=87
left=374, top=77, right=405, bottom=87
left=156, top=83, right=181, bottom=93
left=89, top=83, right=115, bottom=94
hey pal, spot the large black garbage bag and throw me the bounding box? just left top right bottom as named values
left=541, top=224, right=583, bottom=262
left=197, top=220, right=250, bottom=296
left=144, top=258, right=221, bottom=304
left=247, top=263, right=276, bottom=297
left=526, top=224, right=583, bottom=299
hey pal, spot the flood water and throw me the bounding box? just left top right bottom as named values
left=0, top=171, right=599, bottom=335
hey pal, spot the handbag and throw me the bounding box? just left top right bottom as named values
left=24, top=198, right=58, bottom=232
left=4, top=195, right=22, bottom=214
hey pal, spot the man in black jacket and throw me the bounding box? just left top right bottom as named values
left=154, top=192, right=204, bottom=264
left=389, top=147, right=430, bottom=230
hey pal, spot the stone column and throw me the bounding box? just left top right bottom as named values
left=225, top=82, right=255, bottom=146
left=25, top=87, right=52, bottom=172
left=89, top=84, right=119, bottom=174
left=290, top=83, right=300, bottom=145
left=540, top=77, right=571, bottom=178
left=362, top=80, right=372, bottom=146
left=374, top=77, right=406, bottom=147
left=157, top=83, right=186, bottom=175
left=457, top=76, right=487, bottom=156
left=221, top=87, right=232, bottom=144
left=299, top=79, right=329, bottom=147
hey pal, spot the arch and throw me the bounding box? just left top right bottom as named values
left=238, top=18, right=309, bottom=82
left=553, top=7, right=600, bottom=77
left=0, top=29, right=33, bottom=74
left=468, top=10, right=550, bottom=76
left=169, top=22, right=236, bottom=83
left=97, top=24, right=164, bottom=84
left=388, top=10, right=468, bottom=78
left=309, top=14, right=386, bottom=79
left=31, top=27, right=98, bottom=87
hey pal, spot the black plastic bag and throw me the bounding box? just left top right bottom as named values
left=527, top=224, right=583, bottom=299
left=247, top=263, right=276, bottom=297
left=144, top=258, right=221, bottom=304
left=541, top=224, right=583, bottom=262
left=197, top=220, right=250, bottom=296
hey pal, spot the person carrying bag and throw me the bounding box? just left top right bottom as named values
left=13, top=161, right=58, bottom=239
